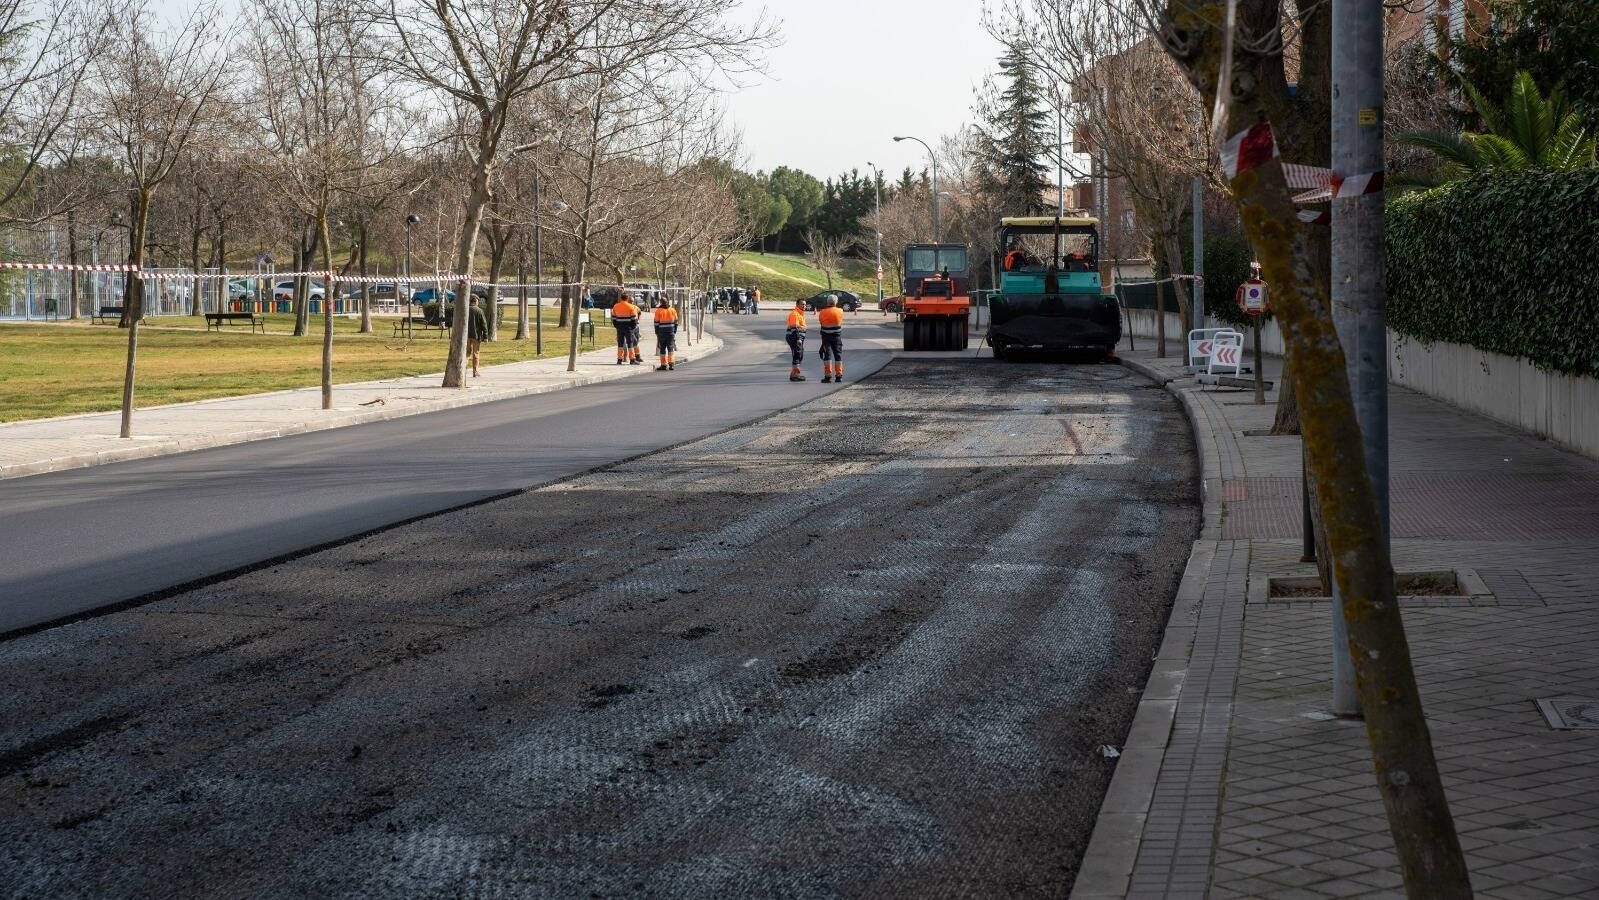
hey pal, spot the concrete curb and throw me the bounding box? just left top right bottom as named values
left=1072, top=359, right=1225, bottom=898
left=0, top=335, right=724, bottom=480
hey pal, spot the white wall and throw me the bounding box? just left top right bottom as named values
left=1125, top=310, right=1286, bottom=358
left=1128, top=307, right=1599, bottom=459
left=1388, top=335, right=1599, bottom=460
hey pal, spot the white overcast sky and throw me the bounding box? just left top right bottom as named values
left=724, top=1, right=1004, bottom=180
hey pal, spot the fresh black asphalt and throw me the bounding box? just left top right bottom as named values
left=0, top=314, right=894, bottom=634
left=0, top=355, right=1198, bottom=897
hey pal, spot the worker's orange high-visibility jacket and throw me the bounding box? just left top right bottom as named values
left=654, top=306, right=678, bottom=327
left=786, top=308, right=807, bottom=329
left=611, top=300, right=641, bottom=326
left=817, top=307, right=845, bottom=332
left=1003, top=250, right=1025, bottom=270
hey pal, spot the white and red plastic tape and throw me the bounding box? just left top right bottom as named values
left=1221, top=121, right=1383, bottom=225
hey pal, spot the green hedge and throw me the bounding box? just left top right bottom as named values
left=1182, top=230, right=1257, bottom=328
left=1387, top=169, right=1599, bottom=378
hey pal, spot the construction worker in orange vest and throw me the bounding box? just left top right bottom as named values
left=1002, top=238, right=1034, bottom=271
left=652, top=297, right=679, bottom=370
left=785, top=299, right=807, bottom=382
left=610, top=291, right=643, bottom=365
left=817, top=296, right=845, bottom=382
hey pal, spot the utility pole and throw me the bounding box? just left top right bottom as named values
left=1330, top=0, right=1390, bottom=716
left=1191, top=177, right=1204, bottom=330
left=866, top=161, right=884, bottom=307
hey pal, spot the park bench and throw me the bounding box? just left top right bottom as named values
left=391, top=315, right=446, bottom=337
left=205, top=311, right=266, bottom=333
left=93, top=306, right=126, bottom=324
left=205, top=310, right=265, bottom=332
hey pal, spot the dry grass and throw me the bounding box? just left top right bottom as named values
left=0, top=310, right=589, bottom=422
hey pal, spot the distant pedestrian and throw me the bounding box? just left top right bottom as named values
left=750, top=287, right=761, bottom=315
left=653, top=298, right=678, bottom=371
left=611, top=291, right=643, bottom=365
left=467, top=296, right=490, bottom=377
left=818, top=296, right=845, bottom=383
left=785, top=300, right=807, bottom=382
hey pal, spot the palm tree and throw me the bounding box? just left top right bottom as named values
left=1398, top=71, right=1596, bottom=185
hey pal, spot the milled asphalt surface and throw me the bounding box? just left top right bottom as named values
left=0, top=315, right=890, bottom=635
left=0, top=353, right=1198, bottom=898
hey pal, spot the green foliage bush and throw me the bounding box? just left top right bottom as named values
left=1182, top=228, right=1256, bottom=328
left=1387, top=169, right=1599, bottom=378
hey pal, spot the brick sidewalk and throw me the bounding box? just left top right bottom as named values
left=1077, top=349, right=1599, bottom=898
left=0, top=324, right=723, bottom=480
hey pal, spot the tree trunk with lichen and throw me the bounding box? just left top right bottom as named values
left=1157, top=2, right=1471, bottom=896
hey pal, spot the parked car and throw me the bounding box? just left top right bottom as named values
left=880, top=295, right=903, bottom=314
left=410, top=286, right=456, bottom=305
left=803, top=289, right=862, bottom=312
left=273, top=279, right=326, bottom=302
left=625, top=282, right=663, bottom=305
left=336, top=282, right=410, bottom=301
left=587, top=286, right=622, bottom=309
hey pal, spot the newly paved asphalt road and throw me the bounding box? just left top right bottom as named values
left=0, top=357, right=1198, bottom=897
left=0, top=313, right=895, bottom=635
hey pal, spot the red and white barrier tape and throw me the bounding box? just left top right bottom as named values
left=1221, top=122, right=1383, bottom=225
left=0, top=262, right=140, bottom=272
left=1220, top=120, right=1279, bottom=179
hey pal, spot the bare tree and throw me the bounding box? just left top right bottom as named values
left=0, top=0, right=113, bottom=223
left=803, top=226, right=847, bottom=290
left=994, top=1, right=1214, bottom=358
left=372, top=0, right=770, bottom=383
left=249, top=0, right=389, bottom=409
left=370, top=0, right=605, bottom=387
left=540, top=8, right=768, bottom=372
left=91, top=0, right=230, bottom=437
left=1131, top=1, right=1470, bottom=893
left=639, top=159, right=730, bottom=319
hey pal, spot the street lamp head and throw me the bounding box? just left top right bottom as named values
left=405, top=214, right=421, bottom=228
left=892, top=136, right=906, bottom=142
left=110, top=210, right=122, bottom=225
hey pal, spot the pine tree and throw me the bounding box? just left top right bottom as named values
left=975, top=43, right=1053, bottom=214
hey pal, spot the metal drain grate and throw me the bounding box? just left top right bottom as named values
left=1536, top=698, right=1599, bottom=730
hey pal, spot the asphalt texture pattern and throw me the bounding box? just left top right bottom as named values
left=0, top=314, right=890, bottom=635
left=0, top=353, right=1199, bottom=898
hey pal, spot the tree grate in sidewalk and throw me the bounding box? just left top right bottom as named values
left=1536, top=698, right=1599, bottom=730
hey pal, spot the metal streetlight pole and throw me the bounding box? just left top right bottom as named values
left=1328, top=0, right=1389, bottom=719
left=1056, top=91, right=1065, bottom=217
left=404, top=214, right=419, bottom=341
left=866, top=161, right=884, bottom=307
left=533, top=167, right=543, bottom=354
left=893, top=135, right=939, bottom=242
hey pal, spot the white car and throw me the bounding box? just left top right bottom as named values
left=273, top=279, right=326, bottom=302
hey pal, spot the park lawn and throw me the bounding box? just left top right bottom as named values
left=0, top=309, right=590, bottom=423
left=727, top=252, right=879, bottom=303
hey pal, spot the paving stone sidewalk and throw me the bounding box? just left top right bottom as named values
left=1076, top=348, right=1599, bottom=898
left=0, top=324, right=723, bottom=480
